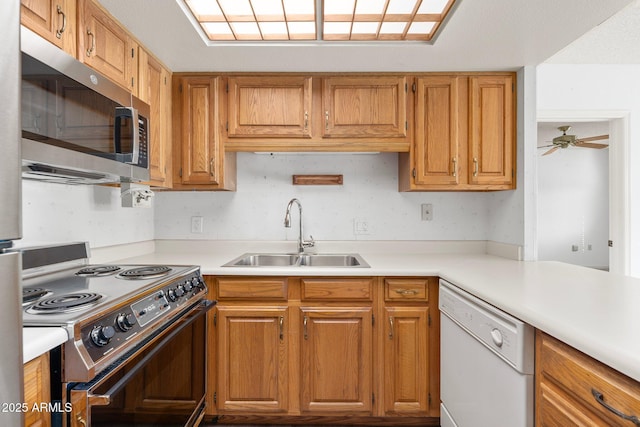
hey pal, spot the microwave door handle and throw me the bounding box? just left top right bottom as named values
left=114, top=112, right=123, bottom=155
left=82, top=300, right=213, bottom=405
left=114, top=107, right=139, bottom=164
left=130, top=108, right=139, bottom=165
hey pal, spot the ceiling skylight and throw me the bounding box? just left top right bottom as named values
left=182, top=0, right=457, bottom=42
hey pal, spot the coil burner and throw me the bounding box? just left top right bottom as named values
left=117, top=266, right=172, bottom=280
left=76, top=265, right=121, bottom=277
left=22, top=288, right=51, bottom=306
left=26, top=292, right=103, bottom=314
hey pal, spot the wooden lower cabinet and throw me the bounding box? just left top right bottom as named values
left=209, top=276, right=439, bottom=425
left=300, top=307, right=373, bottom=414
left=216, top=306, right=289, bottom=413
left=536, top=330, right=640, bottom=426
left=24, top=353, right=52, bottom=427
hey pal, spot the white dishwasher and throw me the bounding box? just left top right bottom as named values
left=439, top=279, right=535, bottom=427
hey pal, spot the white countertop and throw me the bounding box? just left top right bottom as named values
left=23, top=327, right=67, bottom=364
left=26, top=240, right=640, bottom=384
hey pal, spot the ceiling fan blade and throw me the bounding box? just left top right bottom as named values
left=537, top=144, right=556, bottom=148
left=575, top=142, right=609, bottom=149
left=575, top=134, right=609, bottom=143
left=542, top=146, right=560, bottom=156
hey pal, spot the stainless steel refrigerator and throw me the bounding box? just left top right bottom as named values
left=0, top=0, right=24, bottom=426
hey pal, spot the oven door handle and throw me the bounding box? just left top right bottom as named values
left=85, top=299, right=214, bottom=406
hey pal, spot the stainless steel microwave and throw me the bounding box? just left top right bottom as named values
left=20, top=26, right=150, bottom=184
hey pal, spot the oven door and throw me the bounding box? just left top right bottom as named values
left=67, top=300, right=213, bottom=427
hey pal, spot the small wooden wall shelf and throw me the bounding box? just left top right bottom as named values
left=292, top=175, right=343, bottom=185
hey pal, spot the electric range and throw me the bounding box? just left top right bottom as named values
left=19, top=242, right=209, bottom=382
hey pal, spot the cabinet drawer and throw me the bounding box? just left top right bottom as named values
left=385, top=279, right=429, bottom=302
left=301, top=278, right=373, bottom=301
left=216, top=277, right=288, bottom=301
left=536, top=331, right=640, bottom=425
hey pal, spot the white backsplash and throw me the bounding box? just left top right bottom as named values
left=155, top=153, right=494, bottom=241
left=21, top=180, right=154, bottom=248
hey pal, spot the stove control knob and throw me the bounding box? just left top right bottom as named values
left=183, top=280, right=193, bottom=292
left=176, top=285, right=185, bottom=297
left=116, top=313, right=137, bottom=331
left=167, top=289, right=177, bottom=302
left=91, top=325, right=115, bottom=347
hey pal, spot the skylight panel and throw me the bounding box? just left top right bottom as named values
left=181, top=0, right=457, bottom=42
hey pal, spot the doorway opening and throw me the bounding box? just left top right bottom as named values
left=536, top=113, right=629, bottom=275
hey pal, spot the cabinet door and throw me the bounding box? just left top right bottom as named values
left=227, top=76, right=312, bottom=138
left=24, top=353, right=51, bottom=427
left=21, top=0, right=76, bottom=56
left=78, top=0, right=136, bottom=91
left=383, top=307, right=430, bottom=415
left=216, top=306, right=289, bottom=413
left=139, top=49, right=172, bottom=187
left=413, top=76, right=460, bottom=186
left=468, top=75, right=515, bottom=186
left=300, top=307, right=373, bottom=414
left=322, top=77, right=407, bottom=138
left=179, top=76, right=222, bottom=185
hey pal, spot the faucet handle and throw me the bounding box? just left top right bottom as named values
left=303, top=235, right=315, bottom=248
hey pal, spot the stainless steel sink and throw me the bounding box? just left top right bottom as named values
left=222, top=253, right=370, bottom=268
left=223, top=253, right=300, bottom=267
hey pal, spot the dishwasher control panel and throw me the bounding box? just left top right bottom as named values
left=439, top=279, right=534, bottom=374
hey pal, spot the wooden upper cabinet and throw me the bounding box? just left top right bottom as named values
left=400, top=73, right=516, bottom=192
left=21, top=0, right=77, bottom=56
left=413, top=76, right=460, bottom=186
left=172, top=76, right=236, bottom=190
left=179, top=76, right=220, bottom=185
left=322, top=76, right=407, bottom=139
left=227, top=76, right=312, bottom=138
left=468, top=75, right=515, bottom=186
left=139, top=48, right=172, bottom=188
left=77, top=0, right=137, bottom=91
left=222, top=75, right=410, bottom=152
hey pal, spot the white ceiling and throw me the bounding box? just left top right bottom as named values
left=100, top=0, right=637, bottom=72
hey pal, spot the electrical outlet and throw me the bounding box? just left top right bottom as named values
left=421, top=203, right=433, bottom=221
left=191, top=216, right=204, bottom=234
left=354, top=219, right=370, bottom=235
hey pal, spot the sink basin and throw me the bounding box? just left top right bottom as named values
left=299, top=254, right=367, bottom=267
left=223, top=253, right=300, bottom=267
left=222, top=253, right=370, bottom=268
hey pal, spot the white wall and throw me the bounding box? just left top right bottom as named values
left=537, top=121, right=610, bottom=269
left=537, top=64, right=640, bottom=277
left=20, top=180, right=154, bottom=248
left=154, top=153, right=495, bottom=242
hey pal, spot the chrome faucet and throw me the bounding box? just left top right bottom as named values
left=284, top=198, right=315, bottom=254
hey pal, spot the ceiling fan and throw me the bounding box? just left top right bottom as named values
left=539, top=126, right=609, bottom=156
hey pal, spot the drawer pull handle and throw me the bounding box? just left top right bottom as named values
left=591, top=389, right=640, bottom=426
left=388, top=316, right=394, bottom=340
left=76, top=415, right=87, bottom=427
left=473, top=157, right=479, bottom=177
left=394, top=288, right=418, bottom=296
left=279, top=316, right=284, bottom=341
left=452, top=157, right=457, bottom=177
